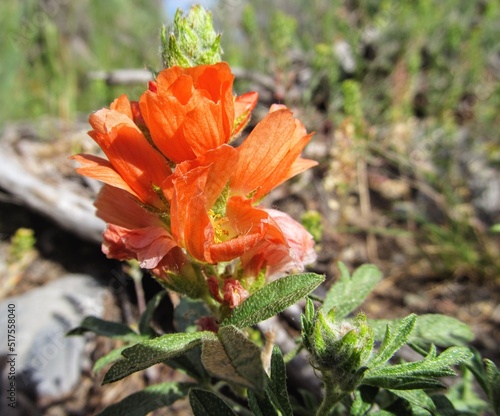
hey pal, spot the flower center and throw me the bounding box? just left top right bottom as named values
left=209, top=210, right=238, bottom=243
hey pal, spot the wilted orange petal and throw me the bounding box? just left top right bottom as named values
left=95, top=185, right=163, bottom=229
left=122, top=226, right=178, bottom=269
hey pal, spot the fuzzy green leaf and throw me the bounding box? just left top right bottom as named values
left=268, top=346, right=293, bottom=416
left=93, top=345, right=129, bottom=374
left=139, top=291, right=166, bottom=336
left=365, top=346, right=473, bottom=390
left=189, top=389, right=237, bottom=416
left=221, top=273, right=324, bottom=328
left=388, top=389, right=437, bottom=413
left=201, top=325, right=265, bottom=391
left=97, top=382, right=193, bottom=416
left=370, top=314, right=474, bottom=348
left=369, top=314, right=417, bottom=368
left=103, top=331, right=215, bottom=384
left=67, top=316, right=144, bottom=342
left=484, top=359, right=500, bottom=415
left=323, top=263, right=382, bottom=317
left=248, top=390, right=279, bottom=416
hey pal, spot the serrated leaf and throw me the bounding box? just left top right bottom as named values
left=369, top=314, right=417, bottom=368
left=67, top=316, right=144, bottom=342
left=221, top=273, right=324, bottom=328
left=365, top=346, right=473, bottom=391
left=388, top=389, right=436, bottom=413
left=351, top=390, right=373, bottom=416
left=201, top=326, right=265, bottom=391
left=96, top=382, right=193, bottom=416
left=103, top=331, right=215, bottom=384
left=93, top=345, right=129, bottom=374
left=189, top=389, right=237, bottom=416
left=364, top=375, right=445, bottom=390
left=139, top=291, right=166, bottom=336
left=268, top=346, right=293, bottom=416
left=484, top=359, right=500, bottom=415
left=370, top=314, right=474, bottom=348
left=323, top=263, right=382, bottom=317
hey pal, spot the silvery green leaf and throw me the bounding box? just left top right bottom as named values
left=103, top=331, right=215, bottom=384
left=323, top=263, right=382, bottom=317
left=97, top=382, right=193, bottom=416
left=221, top=273, right=324, bottom=328
left=189, top=388, right=237, bottom=416
left=201, top=325, right=265, bottom=392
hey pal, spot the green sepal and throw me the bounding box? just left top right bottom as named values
left=96, top=382, right=194, bottom=416
left=221, top=273, right=324, bottom=328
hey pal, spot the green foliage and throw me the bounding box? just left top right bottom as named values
left=189, top=389, right=238, bottom=416
left=96, top=382, right=194, bottom=416
left=7, top=227, right=36, bottom=263
left=322, top=262, right=382, bottom=317
left=221, top=272, right=324, bottom=328
left=0, top=0, right=162, bottom=125
left=201, top=325, right=266, bottom=391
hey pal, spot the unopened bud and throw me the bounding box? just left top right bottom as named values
left=161, top=5, right=222, bottom=68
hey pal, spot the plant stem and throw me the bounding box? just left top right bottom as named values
left=316, top=372, right=346, bottom=416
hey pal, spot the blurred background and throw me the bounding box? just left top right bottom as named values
left=0, top=0, right=499, bottom=414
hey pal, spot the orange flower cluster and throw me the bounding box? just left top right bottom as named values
left=73, top=62, right=317, bottom=304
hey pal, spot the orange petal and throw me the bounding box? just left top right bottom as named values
left=139, top=63, right=235, bottom=163
left=209, top=196, right=286, bottom=263
left=173, top=144, right=238, bottom=208
left=88, top=108, right=171, bottom=207
left=232, top=91, right=258, bottom=137
left=170, top=165, right=212, bottom=262
left=95, top=185, right=163, bottom=229
left=71, top=154, right=137, bottom=197
left=231, top=108, right=317, bottom=200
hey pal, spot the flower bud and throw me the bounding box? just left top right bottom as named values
left=161, top=5, right=222, bottom=68
left=303, top=304, right=374, bottom=392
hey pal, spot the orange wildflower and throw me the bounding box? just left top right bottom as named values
left=73, top=62, right=317, bottom=295
left=140, top=62, right=257, bottom=163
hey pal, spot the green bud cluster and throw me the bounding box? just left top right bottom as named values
left=161, top=5, right=222, bottom=68
left=302, top=298, right=374, bottom=393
